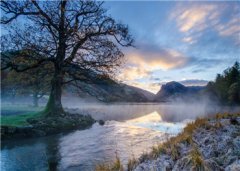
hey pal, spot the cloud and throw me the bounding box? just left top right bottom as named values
left=118, top=66, right=151, bottom=81
left=171, top=3, right=219, bottom=33
left=126, top=44, right=189, bottom=70
left=130, top=82, right=160, bottom=94
left=127, top=51, right=186, bottom=71
left=158, top=79, right=208, bottom=87
left=192, top=69, right=205, bottom=73
left=118, top=44, right=190, bottom=86
left=170, top=2, right=239, bottom=45
left=215, top=17, right=240, bottom=45
left=108, top=1, right=239, bottom=94
left=182, top=36, right=195, bottom=44
left=179, top=79, right=208, bottom=86
left=189, top=57, right=223, bottom=68
left=118, top=45, right=190, bottom=93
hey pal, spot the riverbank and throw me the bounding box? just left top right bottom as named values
left=1, top=111, right=95, bottom=140
left=97, top=113, right=240, bottom=171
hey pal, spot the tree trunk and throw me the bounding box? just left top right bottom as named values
left=33, top=92, right=39, bottom=107
left=45, top=22, right=66, bottom=116
left=45, top=67, right=64, bottom=116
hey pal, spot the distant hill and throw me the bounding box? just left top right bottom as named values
left=154, top=81, right=205, bottom=102
left=65, top=79, right=155, bottom=102
left=65, top=80, right=206, bottom=103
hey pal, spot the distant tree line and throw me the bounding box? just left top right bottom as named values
left=1, top=62, right=52, bottom=107
left=206, top=61, right=240, bottom=105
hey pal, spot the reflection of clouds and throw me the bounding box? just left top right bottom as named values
left=68, top=104, right=156, bottom=121
left=157, top=103, right=209, bottom=122
left=3, top=103, right=229, bottom=171
left=127, top=111, right=162, bottom=123
left=127, top=111, right=188, bottom=134
left=59, top=122, right=165, bottom=170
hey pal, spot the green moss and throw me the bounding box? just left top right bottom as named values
left=1, top=111, right=44, bottom=127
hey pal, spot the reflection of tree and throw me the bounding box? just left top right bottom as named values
left=1, top=138, right=50, bottom=171
left=45, top=136, right=61, bottom=171
left=2, top=135, right=61, bottom=171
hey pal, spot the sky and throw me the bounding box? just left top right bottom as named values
left=105, top=1, right=240, bottom=93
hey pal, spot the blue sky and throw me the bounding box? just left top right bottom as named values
left=105, top=1, right=240, bottom=93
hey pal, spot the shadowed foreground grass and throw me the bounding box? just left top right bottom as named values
left=96, top=113, right=240, bottom=171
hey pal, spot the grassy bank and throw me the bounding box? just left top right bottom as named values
left=96, top=113, right=240, bottom=171
left=1, top=105, right=95, bottom=140
left=1, top=105, right=44, bottom=126
left=1, top=111, right=43, bottom=127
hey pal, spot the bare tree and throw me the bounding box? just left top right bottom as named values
left=1, top=0, right=133, bottom=116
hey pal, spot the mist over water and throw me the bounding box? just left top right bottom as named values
left=1, top=99, right=240, bottom=171
left=62, top=96, right=240, bottom=122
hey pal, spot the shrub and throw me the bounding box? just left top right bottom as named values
left=127, top=157, right=138, bottom=171
left=95, top=155, right=123, bottom=171
left=189, top=147, right=205, bottom=170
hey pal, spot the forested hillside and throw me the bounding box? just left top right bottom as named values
left=206, top=62, right=240, bottom=105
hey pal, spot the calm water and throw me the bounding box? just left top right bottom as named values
left=0, top=103, right=233, bottom=171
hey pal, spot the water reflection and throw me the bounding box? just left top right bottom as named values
left=127, top=111, right=162, bottom=123
left=2, top=103, right=234, bottom=171
left=46, top=137, right=61, bottom=171
left=58, top=122, right=165, bottom=170
left=1, top=135, right=62, bottom=171
left=1, top=139, right=48, bottom=170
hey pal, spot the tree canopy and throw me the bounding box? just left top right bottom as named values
left=1, top=0, right=134, bottom=115
left=206, top=61, right=240, bottom=105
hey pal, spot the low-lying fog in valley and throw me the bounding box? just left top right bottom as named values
left=1, top=97, right=240, bottom=171
left=62, top=96, right=240, bottom=121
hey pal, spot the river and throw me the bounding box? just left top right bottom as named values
left=0, top=103, right=228, bottom=171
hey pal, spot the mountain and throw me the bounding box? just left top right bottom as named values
left=65, top=79, right=206, bottom=103
left=65, top=79, right=155, bottom=102
left=154, top=81, right=205, bottom=102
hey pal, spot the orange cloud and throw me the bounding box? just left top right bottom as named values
left=118, top=48, right=188, bottom=82
left=126, top=48, right=188, bottom=71
left=117, top=47, right=189, bottom=93
left=118, top=66, right=151, bottom=81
